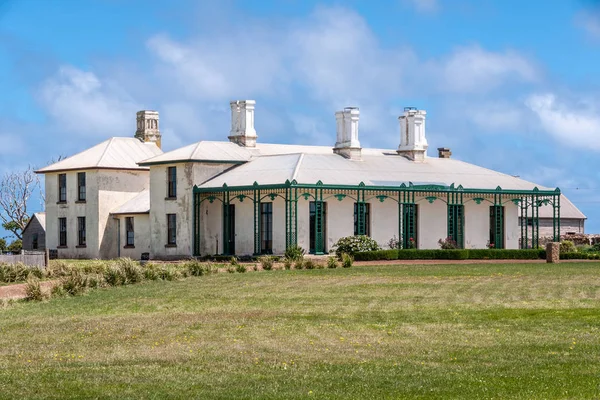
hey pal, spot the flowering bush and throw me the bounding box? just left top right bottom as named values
left=388, top=235, right=416, bottom=249
left=333, top=235, right=380, bottom=258
left=486, top=240, right=495, bottom=249
left=438, top=237, right=459, bottom=250
left=560, top=240, right=577, bottom=253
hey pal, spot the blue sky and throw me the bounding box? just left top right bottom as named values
left=1, top=0, right=600, bottom=241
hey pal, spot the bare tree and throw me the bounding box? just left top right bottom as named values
left=0, top=166, right=39, bottom=240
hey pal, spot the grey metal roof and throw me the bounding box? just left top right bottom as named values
left=530, top=195, right=586, bottom=220
left=198, top=152, right=586, bottom=220
left=111, top=190, right=150, bottom=215
left=36, top=138, right=163, bottom=173
left=138, top=140, right=394, bottom=165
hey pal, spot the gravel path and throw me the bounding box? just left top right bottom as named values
left=0, top=281, right=56, bottom=300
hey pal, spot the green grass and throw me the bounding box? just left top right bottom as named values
left=1, top=263, right=600, bottom=399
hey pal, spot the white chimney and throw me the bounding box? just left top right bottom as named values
left=135, top=110, right=162, bottom=148
left=228, top=100, right=257, bottom=147
left=333, top=107, right=361, bottom=160
left=397, top=107, right=428, bottom=162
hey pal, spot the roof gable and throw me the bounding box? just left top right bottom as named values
left=35, top=138, right=163, bottom=173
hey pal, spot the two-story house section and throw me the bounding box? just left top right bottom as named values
left=36, top=111, right=163, bottom=259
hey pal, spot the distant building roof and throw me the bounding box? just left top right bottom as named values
left=22, top=212, right=46, bottom=233
left=111, top=190, right=150, bottom=215
left=534, top=195, right=586, bottom=220
left=35, top=138, right=163, bottom=173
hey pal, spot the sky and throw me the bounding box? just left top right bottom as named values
left=0, top=0, right=600, bottom=241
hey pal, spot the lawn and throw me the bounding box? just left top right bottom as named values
left=0, top=262, right=599, bottom=399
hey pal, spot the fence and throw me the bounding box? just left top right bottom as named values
left=0, top=250, right=48, bottom=268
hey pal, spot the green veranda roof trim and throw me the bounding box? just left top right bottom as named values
left=194, top=180, right=561, bottom=196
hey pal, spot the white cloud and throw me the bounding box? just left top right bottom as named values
left=465, top=101, right=527, bottom=132
left=437, top=46, right=539, bottom=93
left=404, top=0, right=439, bottom=13
left=37, top=66, right=140, bottom=137
left=32, top=5, right=544, bottom=154
left=146, top=30, right=287, bottom=101
left=526, top=93, right=600, bottom=150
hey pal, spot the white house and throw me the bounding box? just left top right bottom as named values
left=36, top=101, right=585, bottom=259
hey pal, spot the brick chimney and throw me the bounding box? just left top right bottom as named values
left=228, top=100, right=257, bottom=147
left=135, top=110, right=161, bottom=148
left=333, top=107, right=361, bottom=160
left=437, top=147, right=452, bottom=158
left=397, top=107, right=428, bottom=162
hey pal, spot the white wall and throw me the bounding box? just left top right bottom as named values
left=233, top=198, right=254, bottom=255
left=326, top=197, right=354, bottom=251
left=417, top=198, right=447, bottom=249
left=44, top=170, right=100, bottom=259
left=98, top=170, right=150, bottom=259
left=506, top=202, right=520, bottom=249
left=114, top=214, right=151, bottom=259
left=370, top=198, right=399, bottom=250
left=297, top=198, right=310, bottom=252
left=200, top=198, right=223, bottom=255
left=149, top=162, right=235, bottom=259
left=464, top=201, right=489, bottom=249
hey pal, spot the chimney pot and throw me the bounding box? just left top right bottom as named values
left=135, top=110, right=161, bottom=148
left=437, top=147, right=452, bottom=158
left=333, top=107, right=361, bottom=160
left=397, top=107, right=428, bottom=162
left=228, top=100, right=257, bottom=147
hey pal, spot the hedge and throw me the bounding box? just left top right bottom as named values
left=354, top=248, right=546, bottom=261
left=560, top=252, right=600, bottom=260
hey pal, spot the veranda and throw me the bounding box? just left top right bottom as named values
left=193, top=181, right=561, bottom=256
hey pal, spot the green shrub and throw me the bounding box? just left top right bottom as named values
left=104, top=265, right=126, bottom=286
left=87, top=274, right=105, bottom=289
left=0, top=263, right=30, bottom=283
left=355, top=248, right=545, bottom=261
left=560, top=240, right=577, bottom=253
left=327, top=257, right=338, bottom=269
left=283, top=259, right=292, bottom=270
left=260, top=256, right=274, bottom=271
left=60, top=271, right=88, bottom=296
left=467, top=249, right=543, bottom=260
left=50, top=284, right=66, bottom=298
left=333, top=235, right=380, bottom=258
left=341, top=253, right=354, bottom=268
left=227, top=266, right=236, bottom=273
left=284, top=245, right=306, bottom=261
left=592, top=243, right=600, bottom=252
left=438, top=237, right=459, bottom=250
left=230, top=257, right=239, bottom=266
left=143, top=265, right=159, bottom=281
left=303, top=259, right=316, bottom=270
left=119, top=259, right=143, bottom=284
left=294, top=259, right=304, bottom=270
left=353, top=249, right=398, bottom=261
left=24, top=278, right=46, bottom=301
left=236, top=264, right=247, bottom=273
left=157, top=265, right=181, bottom=281
left=560, top=252, right=592, bottom=260
left=46, top=260, right=72, bottom=278
left=186, top=259, right=206, bottom=277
